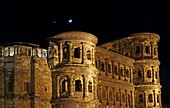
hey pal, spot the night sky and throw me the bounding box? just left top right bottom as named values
left=0, top=1, right=170, bottom=103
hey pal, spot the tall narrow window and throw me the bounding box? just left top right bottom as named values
left=8, top=82, right=13, bottom=92
left=74, top=47, right=80, bottom=58
left=28, top=49, right=32, bottom=56
left=147, top=70, right=151, bottom=78
left=136, top=46, right=140, bottom=54
left=115, top=66, right=118, bottom=75
left=61, top=80, right=68, bottom=92
left=138, top=70, right=142, bottom=79
left=88, top=81, right=92, bottom=93
left=128, top=94, right=131, bottom=106
left=101, top=62, right=104, bottom=71
left=63, top=47, right=67, bottom=59
left=75, top=80, right=82, bottom=91
left=87, top=50, right=91, bottom=60
left=148, top=94, right=153, bottom=102
left=157, top=95, right=159, bottom=103
left=108, top=64, right=111, bottom=73
left=155, top=72, right=158, bottom=79
left=139, top=94, right=143, bottom=102
left=146, top=46, right=150, bottom=54
left=120, top=67, right=123, bottom=76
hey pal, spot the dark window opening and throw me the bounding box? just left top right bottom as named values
left=62, top=80, right=68, bottom=92
left=148, top=94, right=153, bottom=102
left=115, top=66, right=118, bottom=75
left=75, top=80, right=82, bottom=91
left=28, top=49, right=31, bottom=56
left=157, top=95, right=159, bottom=103
left=155, top=72, right=158, bottom=79
left=87, top=50, right=91, bottom=60
left=63, top=47, right=67, bottom=59
left=136, top=46, right=140, bottom=54
left=116, top=92, right=119, bottom=101
left=74, top=47, right=80, bottom=58
left=120, top=67, right=123, bottom=76
left=147, top=70, right=151, bottom=78
left=146, top=46, right=150, bottom=54
left=8, top=82, right=13, bottom=92
left=139, top=94, right=143, bottom=102
left=128, top=94, right=131, bottom=106
left=138, top=70, right=142, bottom=79
left=88, top=81, right=92, bottom=93
left=108, top=64, right=111, bottom=73
left=122, top=93, right=125, bottom=102
left=101, top=62, right=104, bottom=71
left=45, top=87, right=47, bottom=91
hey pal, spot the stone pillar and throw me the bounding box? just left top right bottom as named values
left=82, top=42, right=86, bottom=64
left=59, top=42, right=63, bottom=63
left=141, top=42, right=145, bottom=58
left=151, top=42, right=154, bottom=58
left=69, top=75, right=74, bottom=96
left=95, top=77, right=98, bottom=100
left=92, top=48, right=95, bottom=65
left=67, top=42, right=73, bottom=63
left=144, top=91, right=147, bottom=107
left=56, top=76, right=60, bottom=98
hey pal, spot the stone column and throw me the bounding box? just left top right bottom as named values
left=82, top=42, right=86, bottom=64
left=144, top=91, right=147, bottom=107
left=56, top=76, right=60, bottom=98
left=94, top=77, right=98, bottom=99
left=67, top=42, right=73, bottom=63
left=151, top=42, right=154, bottom=58
left=92, top=48, right=95, bottom=65
left=59, top=42, right=63, bottom=63
left=69, top=75, right=74, bottom=96
left=141, top=42, right=145, bottom=58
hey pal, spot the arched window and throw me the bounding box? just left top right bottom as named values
left=88, top=81, right=92, bottom=93
left=139, top=94, right=143, bottom=102
left=122, top=93, right=125, bottom=102
left=86, top=50, right=91, bottom=60
left=75, top=80, right=82, bottom=91
left=74, top=47, right=80, bottom=58
left=128, top=94, right=131, bottom=106
left=136, top=46, right=140, bottom=54
left=147, top=70, right=151, bottom=78
left=61, top=80, right=68, bottom=92
left=148, top=94, right=153, bottom=102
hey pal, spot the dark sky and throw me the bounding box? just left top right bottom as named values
left=0, top=0, right=170, bottom=103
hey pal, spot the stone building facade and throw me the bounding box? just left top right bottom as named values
left=0, top=31, right=162, bottom=108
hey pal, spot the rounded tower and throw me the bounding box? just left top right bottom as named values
left=130, top=33, right=162, bottom=108
left=48, top=31, right=99, bottom=108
